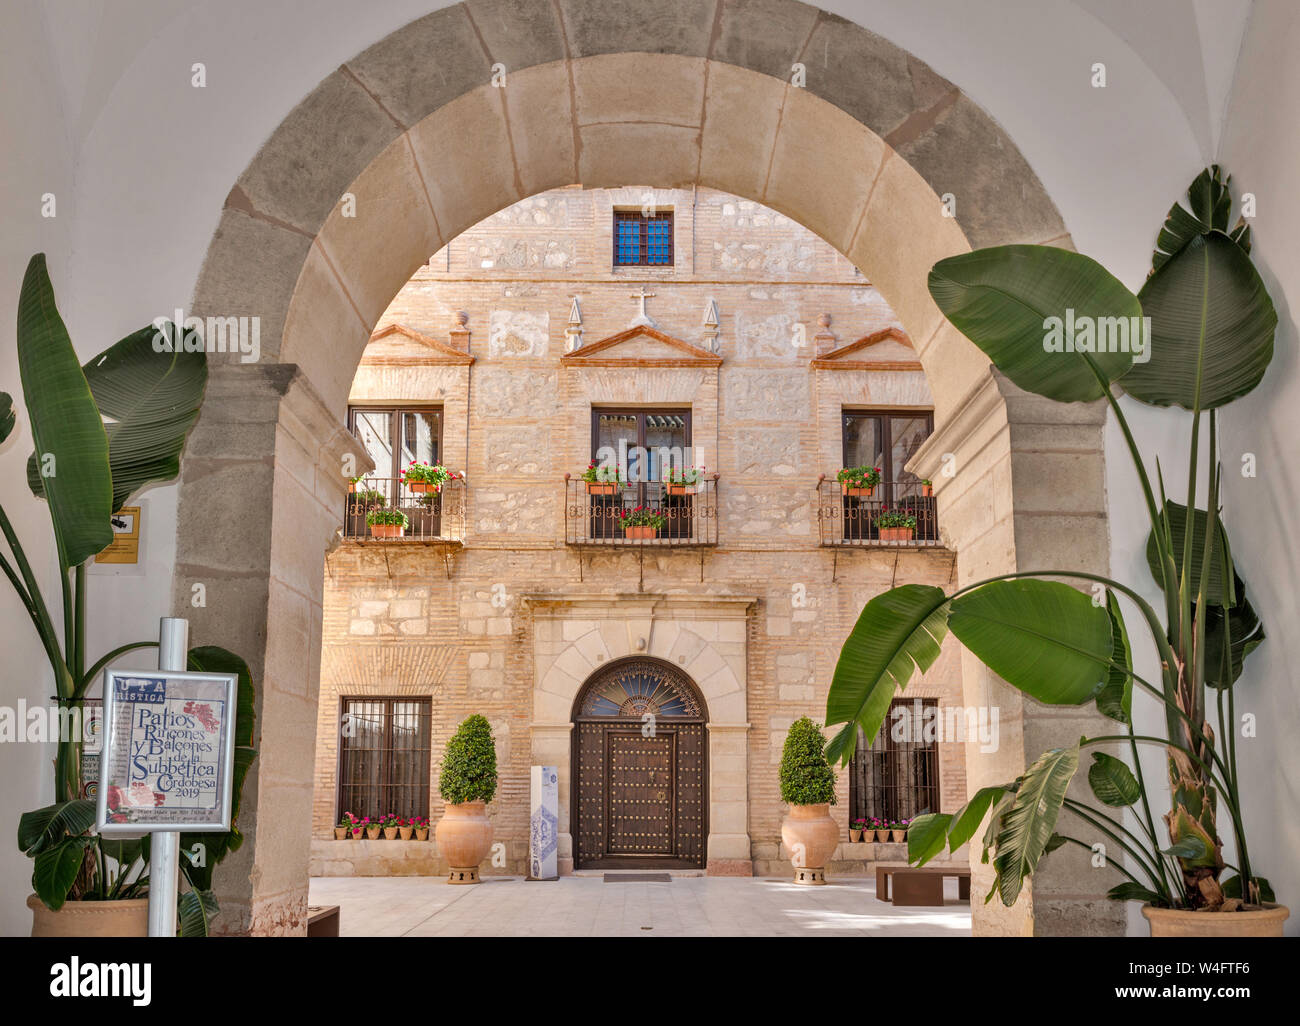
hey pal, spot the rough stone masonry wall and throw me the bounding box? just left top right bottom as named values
left=311, top=187, right=968, bottom=878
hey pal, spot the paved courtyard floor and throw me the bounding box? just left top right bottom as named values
left=308, top=874, right=973, bottom=937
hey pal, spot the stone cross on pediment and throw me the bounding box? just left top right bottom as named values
left=628, top=286, right=658, bottom=329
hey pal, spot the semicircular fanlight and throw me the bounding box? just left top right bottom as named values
left=578, top=660, right=702, bottom=718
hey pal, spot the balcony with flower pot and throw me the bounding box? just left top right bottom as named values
left=338, top=466, right=467, bottom=577
left=563, top=468, right=720, bottom=585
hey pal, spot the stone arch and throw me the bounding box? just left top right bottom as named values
left=176, top=0, right=1112, bottom=935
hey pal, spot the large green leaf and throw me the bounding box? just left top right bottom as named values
left=178, top=886, right=220, bottom=938
left=1203, top=574, right=1265, bottom=689
left=28, top=325, right=208, bottom=512
left=1087, top=752, right=1140, bottom=807
left=928, top=245, right=1141, bottom=402
left=948, top=580, right=1111, bottom=705
left=17, top=798, right=96, bottom=855
left=947, top=785, right=1009, bottom=854
left=15, top=254, right=113, bottom=567
left=1151, top=166, right=1243, bottom=272
left=32, top=837, right=92, bottom=911
left=0, top=392, right=14, bottom=443
left=906, top=813, right=952, bottom=865
left=1123, top=231, right=1276, bottom=409
left=991, top=744, right=1080, bottom=906
left=824, top=585, right=950, bottom=765
left=1095, top=591, right=1132, bottom=723
left=1144, top=502, right=1231, bottom=604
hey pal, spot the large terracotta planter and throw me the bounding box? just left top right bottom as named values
left=879, top=527, right=915, bottom=542
left=780, top=803, right=839, bottom=885
left=1142, top=904, right=1289, bottom=937
left=436, top=800, right=494, bottom=884
left=622, top=526, right=658, bottom=540
left=28, top=894, right=148, bottom=938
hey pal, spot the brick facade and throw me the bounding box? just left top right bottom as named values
left=311, top=186, right=968, bottom=878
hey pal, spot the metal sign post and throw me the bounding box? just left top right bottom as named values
left=147, top=617, right=187, bottom=937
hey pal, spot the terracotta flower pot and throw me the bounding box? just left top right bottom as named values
left=586, top=482, right=618, bottom=495
left=780, top=803, right=840, bottom=885
left=1142, top=903, right=1289, bottom=937
left=28, top=894, right=149, bottom=938
left=863, top=829, right=876, bottom=843
left=840, top=482, right=875, bottom=497
left=406, top=480, right=441, bottom=494
left=875, top=830, right=890, bottom=842
left=436, top=800, right=494, bottom=884
left=365, top=826, right=381, bottom=840
left=622, top=525, right=658, bottom=540
left=666, top=483, right=692, bottom=495
left=921, top=484, right=934, bottom=497
left=416, top=828, right=429, bottom=841
left=849, top=829, right=863, bottom=843
left=383, top=827, right=399, bottom=840
left=399, top=826, right=413, bottom=840
left=891, top=829, right=907, bottom=843
left=369, top=523, right=405, bottom=539
left=334, top=827, right=348, bottom=840
left=879, top=527, right=915, bottom=542
left=351, top=829, right=363, bottom=840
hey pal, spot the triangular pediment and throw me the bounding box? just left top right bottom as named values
left=810, top=327, right=921, bottom=370
left=561, top=326, right=722, bottom=368
left=360, top=323, right=474, bottom=366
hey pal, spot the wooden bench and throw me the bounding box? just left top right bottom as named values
left=875, top=865, right=971, bottom=906
left=307, top=905, right=340, bottom=937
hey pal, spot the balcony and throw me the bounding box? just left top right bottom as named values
left=340, top=477, right=466, bottom=574
left=563, top=475, right=719, bottom=584
left=816, top=475, right=941, bottom=556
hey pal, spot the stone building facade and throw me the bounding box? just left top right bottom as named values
left=310, top=186, right=970, bottom=878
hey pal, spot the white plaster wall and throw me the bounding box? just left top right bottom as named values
left=0, top=0, right=1282, bottom=935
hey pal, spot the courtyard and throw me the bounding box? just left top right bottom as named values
left=307, top=875, right=972, bottom=937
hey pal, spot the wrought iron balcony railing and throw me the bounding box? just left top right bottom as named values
left=563, top=475, right=719, bottom=547
left=342, top=477, right=465, bottom=543
left=816, top=476, right=941, bottom=547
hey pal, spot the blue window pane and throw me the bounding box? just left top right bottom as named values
left=647, top=220, right=671, bottom=264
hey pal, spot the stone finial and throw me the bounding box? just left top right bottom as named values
left=701, top=298, right=721, bottom=354
left=813, top=312, right=837, bottom=358
left=449, top=311, right=470, bottom=352
left=564, top=296, right=584, bottom=353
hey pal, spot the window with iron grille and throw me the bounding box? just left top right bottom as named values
left=613, top=210, right=674, bottom=266
left=850, top=698, right=941, bottom=823
left=337, top=698, right=432, bottom=821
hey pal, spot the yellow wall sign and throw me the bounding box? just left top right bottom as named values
left=96, top=506, right=141, bottom=565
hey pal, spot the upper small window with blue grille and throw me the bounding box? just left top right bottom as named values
left=613, top=210, right=674, bottom=266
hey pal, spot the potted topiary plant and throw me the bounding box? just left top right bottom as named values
left=366, top=507, right=408, bottom=539
left=826, top=168, right=1287, bottom=936
left=581, top=459, right=623, bottom=495
left=778, top=717, right=840, bottom=885
left=875, top=508, right=917, bottom=542
left=435, top=714, right=498, bottom=884
left=837, top=465, right=881, bottom=497
left=617, top=506, right=666, bottom=540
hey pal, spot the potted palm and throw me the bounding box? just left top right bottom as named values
left=778, top=717, right=840, bottom=885
left=837, top=465, right=881, bottom=497
left=581, top=459, right=623, bottom=495
left=366, top=507, right=408, bottom=539
left=6, top=256, right=256, bottom=937
left=875, top=509, right=917, bottom=542
left=617, top=506, right=666, bottom=540
left=435, top=715, right=498, bottom=884
left=825, top=168, right=1286, bottom=936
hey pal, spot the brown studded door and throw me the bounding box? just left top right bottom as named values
left=573, top=659, right=706, bottom=869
